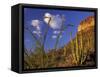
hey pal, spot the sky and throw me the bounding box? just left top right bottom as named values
left=24, top=7, right=94, bottom=52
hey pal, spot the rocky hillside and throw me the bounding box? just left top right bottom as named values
left=78, top=16, right=94, bottom=32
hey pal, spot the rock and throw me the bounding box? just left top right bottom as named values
left=78, top=16, right=94, bottom=32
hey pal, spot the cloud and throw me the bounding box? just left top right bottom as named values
left=52, top=35, right=57, bottom=39
left=44, top=13, right=52, bottom=18
left=53, top=30, right=60, bottom=34
left=44, top=13, right=64, bottom=29
left=33, top=31, right=41, bottom=34
left=31, top=19, right=41, bottom=31
left=31, top=20, right=40, bottom=27
left=36, top=26, right=40, bottom=31
left=33, top=31, right=38, bottom=34
left=44, top=13, right=52, bottom=25
left=31, top=19, right=42, bottom=37
left=53, top=30, right=64, bottom=35
left=32, top=30, right=41, bottom=37
left=52, top=35, right=62, bottom=39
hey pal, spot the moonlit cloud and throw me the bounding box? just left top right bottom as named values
left=44, top=13, right=64, bottom=29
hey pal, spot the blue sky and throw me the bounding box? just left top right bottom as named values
left=24, top=8, right=94, bottom=52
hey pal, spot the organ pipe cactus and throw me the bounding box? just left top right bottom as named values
left=70, top=32, right=77, bottom=64
left=70, top=30, right=87, bottom=65
left=63, top=46, right=66, bottom=57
